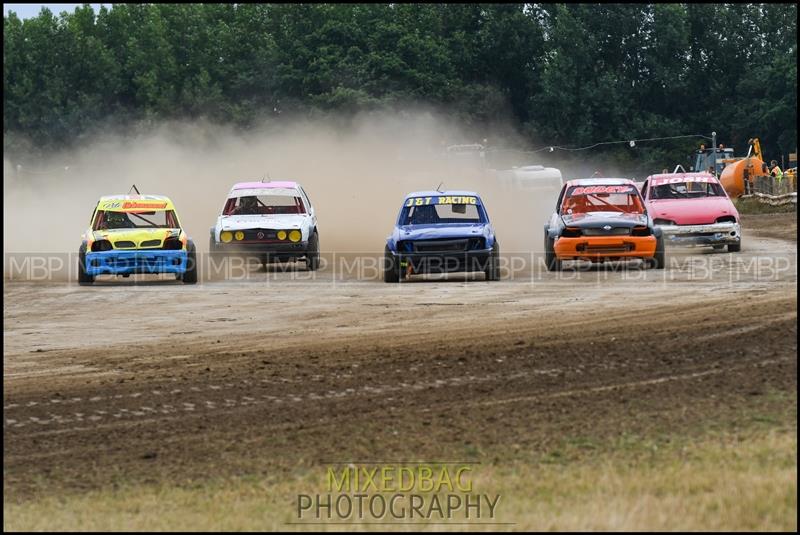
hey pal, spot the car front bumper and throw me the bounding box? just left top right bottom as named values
left=554, top=235, right=657, bottom=260
left=394, top=249, right=493, bottom=273
left=212, top=241, right=309, bottom=256
left=658, top=222, right=740, bottom=247
left=85, top=250, right=187, bottom=276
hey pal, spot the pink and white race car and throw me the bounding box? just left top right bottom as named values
left=209, top=181, right=320, bottom=269
left=640, top=172, right=741, bottom=252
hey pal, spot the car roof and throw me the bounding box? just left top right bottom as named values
left=96, top=194, right=176, bottom=211
left=404, top=190, right=481, bottom=199
left=645, top=172, right=719, bottom=182
left=232, top=181, right=299, bottom=190
left=564, top=178, right=636, bottom=187
left=98, top=194, right=172, bottom=202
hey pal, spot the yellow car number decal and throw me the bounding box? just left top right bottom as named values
left=405, top=196, right=477, bottom=207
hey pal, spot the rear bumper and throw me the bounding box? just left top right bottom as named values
left=85, top=250, right=187, bottom=275
left=658, top=222, right=740, bottom=247
left=394, top=249, right=493, bottom=273
left=554, top=235, right=657, bottom=259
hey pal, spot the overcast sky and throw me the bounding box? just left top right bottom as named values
left=4, top=4, right=107, bottom=19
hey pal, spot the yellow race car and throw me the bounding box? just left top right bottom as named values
left=78, top=194, right=197, bottom=284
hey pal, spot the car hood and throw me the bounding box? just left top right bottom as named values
left=396, top=223, right=489, bottom=241
left=561, top=212, right=648, bottom=228
left=646, top=197, right=737, bottom=225
left=218, top=214, right=308, bottom=231
left=92, top=228, right=181, bottom=248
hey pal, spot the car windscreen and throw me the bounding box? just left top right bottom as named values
left=561, top=185, right=645, bottom=214
left=223, top=195, right=306, bottom=215
left=94, top=210, right=178, bottom=230
left=650, top=180, right=726, bottom=199
left=399, top=196, right=485, bottom=225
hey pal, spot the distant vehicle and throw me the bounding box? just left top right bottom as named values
left=384, top=191, right=499, bottom=282
left=446, top=143, right=486, bottom=157
left=209, top=181, right=320, bottom=270
left=544, top=178, right=664, bottom=271
left=78, top=194, right=197, bottom=285
left=445, top=144, right=487, bottom=168
left=691, top=145, right=737, bottom=177
left=717, top=138, right=773, bottom=198
left=691, top=138, right=770, bottom=198
left=495, top=165, right=563, bottom=191
left=641, top=172, right=741, bottom=252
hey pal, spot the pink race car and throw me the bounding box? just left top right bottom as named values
left=640, top=172, right=741, bottom=252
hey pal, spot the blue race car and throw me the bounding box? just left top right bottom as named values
left=383, top=190, right=500, bottom=282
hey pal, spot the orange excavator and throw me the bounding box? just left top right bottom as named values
left=717, top=138, right=771, bottom=198
left=691, top=138, right=769, bottom=198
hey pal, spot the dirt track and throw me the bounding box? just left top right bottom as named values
left=3, top=214, right=797, bottom=500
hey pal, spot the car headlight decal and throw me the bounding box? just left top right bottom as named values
left=220, top=231, right=233, bottom=243
left=90, top=239, right=113, bottom=252
left=653, top=218, right=676, bottom=226
left=163, top=237, right=183, bottom=250
left=288, top=230, right=301, bottom=243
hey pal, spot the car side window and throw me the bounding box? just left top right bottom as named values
left=637, top=190, right=648, bottom=213
left=555, top=184, right=567, bottom=213
left=90, top=202, right=98, bottom=226
left=300, top=187, right=313, bottom=213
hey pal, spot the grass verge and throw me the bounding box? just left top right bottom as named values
left=735, top=196, right=796, bottom=215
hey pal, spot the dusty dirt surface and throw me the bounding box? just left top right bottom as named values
left=740, top=212, right=797, bottom=242
left=3, top=214, right=797, bottom=502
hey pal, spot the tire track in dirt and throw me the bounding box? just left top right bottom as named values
left=4, top=295, right=795, bottom=421
left=4, top=302, right=794, bottom=425
left=3, top=293, right=796, bottom=499
left=6, top=355, right=791, bottom=442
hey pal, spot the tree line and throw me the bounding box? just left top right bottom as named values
left=3, top=3, right=797, bottom=174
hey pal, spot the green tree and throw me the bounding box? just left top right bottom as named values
left=2, top=3, right=796, bottom=172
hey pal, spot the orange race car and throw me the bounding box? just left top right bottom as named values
left=543, top=178, right=665, bottom=271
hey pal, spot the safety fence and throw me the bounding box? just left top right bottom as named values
left=747, top=175, right=797, bottom=196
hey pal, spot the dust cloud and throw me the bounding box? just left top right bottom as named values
left=3, top=111, right=559, bottom=264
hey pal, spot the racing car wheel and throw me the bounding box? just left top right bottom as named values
left=77, top=244, right=94, bottom=285
left=305, top=231, right=320, bottom=271
left=485, top=243, right=500, bottom=281
left=383, top=245, right=402, bottom=283
left=545, top=236, right=562, bottom=272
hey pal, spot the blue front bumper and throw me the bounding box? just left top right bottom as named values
left=85, top=250, right=187, bottom=276
left=394, top=249, right=493, bottom=273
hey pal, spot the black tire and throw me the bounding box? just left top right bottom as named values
left=383, top=245, right=401, bottom=283
left=305, top=231, right=320, bottom=271
left=485, top=242, right=500, bottom=281
left=728, top=241, right=741, bottom=253
left=182, top=241, right=198, bottom=284
left=78, top=244, right=94, bottom=285
left=649, top=235, right=666, bottom=269
left=545, top=236, right=562, bottom=272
